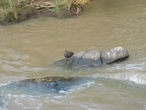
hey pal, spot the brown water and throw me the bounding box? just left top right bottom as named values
left=0, top=0, right=146, bottom=109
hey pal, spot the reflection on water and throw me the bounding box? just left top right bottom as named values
left=0, top=0, right=146, bottom=109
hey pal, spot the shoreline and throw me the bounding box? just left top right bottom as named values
left=0, top=0, right=90, bottom=25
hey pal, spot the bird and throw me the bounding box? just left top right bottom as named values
left=64, top=50, right=74, bottom=65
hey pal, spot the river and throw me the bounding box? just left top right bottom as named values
left=0, top=0, right=146, bottom=110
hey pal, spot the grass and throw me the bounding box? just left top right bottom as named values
left=0, top=0, right=90, bottom=24
left=0, top=0, right=19, bottom=24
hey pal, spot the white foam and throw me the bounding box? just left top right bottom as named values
left=81, top=104, right=98, bottom=110
left=96, top=72, right=146, bottom=85
left=59, top=90, right=69, bottom=94
left=0, top=99, right=8, bottom=110
left=70, top=81, right=95, bottom=92
left=114, top=63, right=145, bottom=71
left=93, top=61, right=146, bottom=85
left=0, top=82, right=11, bottom=87
left=128, top=73, right=146, bottom=85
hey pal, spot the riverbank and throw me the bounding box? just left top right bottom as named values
left=0, top=0, right=90, bottom=25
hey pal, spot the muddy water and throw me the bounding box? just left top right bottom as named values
left=0, top=0, right=146, bottom=109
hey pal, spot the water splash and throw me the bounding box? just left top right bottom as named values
left=93, top=71, right=146, bottom=85
left=0, top=79, right=95, bottom=110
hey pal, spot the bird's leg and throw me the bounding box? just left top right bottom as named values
left=66, top=58, right=67, bottom=64
left=64, top=58, right=68, bottom=65
left=68, top=58, right=70, bottom=63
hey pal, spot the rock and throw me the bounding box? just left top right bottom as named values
left=2, top=77, right=91, bottom=94
left=101, top=47, right=129, bottom=64
left=68, top=50, right=102, bottom=67
left=69, top=51, right=87, bottom=65
left=78, top=50, right=102, bottom=67
left=55, top=47, right=129, bottom=67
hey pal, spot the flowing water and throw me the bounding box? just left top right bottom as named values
left=0, top=0, right=146, bottom=109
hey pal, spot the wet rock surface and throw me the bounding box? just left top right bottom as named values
left=101, top=47, right=129, bottom=64
left=55, top=47, right=129, bottom=67
left=69, top=50, right=102, bottom=67
left=1, top=77, right=91, bottom=94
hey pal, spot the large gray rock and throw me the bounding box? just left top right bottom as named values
left=101, top=47, right=129, bottom=64
left=55, top=47, right=129, bottom=67
left=1, top=77, right=91, bottom=94
left=68, top=50, right=102, bottom=67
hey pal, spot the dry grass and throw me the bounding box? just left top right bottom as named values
left=73, top=0, right=89, bottom=5
left=0, top=0, right=90, bottom=24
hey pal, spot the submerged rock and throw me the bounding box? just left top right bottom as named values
left=2, top=77, right=91, bottom=94
left=55, top=47, right=129, bottom=67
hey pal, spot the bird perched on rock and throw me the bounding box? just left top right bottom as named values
left=64, top=50, right=74, bottom=65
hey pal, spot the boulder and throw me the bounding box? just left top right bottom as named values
left=55, top=47, right=129, bottom=67
left=101, top=47, right=129, bottom=64
left=68, top=50, right=102, bottom=67
left=1, top=77, right=91, bottom=94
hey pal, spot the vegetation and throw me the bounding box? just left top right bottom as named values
left=0, top=0, right=90, bottom=25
